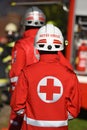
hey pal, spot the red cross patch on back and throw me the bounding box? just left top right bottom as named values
left=37, top=76, right=63, bottom=103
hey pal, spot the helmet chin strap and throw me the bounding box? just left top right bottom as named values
left=25, top=26, right=40, bottom=31
left=39, top=50, right=58, bottom=54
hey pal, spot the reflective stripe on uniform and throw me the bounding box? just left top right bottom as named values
left=10, top=76, right=18, bottom=83
left=0, top=47, right=4, bottom=54
left=2, top=55, right=12, bottom=63
left=11, top=86, right=15, bottom=90
left=16, top=109, right=24, bottom=115
left=7, top=41, right=15, bottom=47
left=68, top=112, right=74, bottom=120
left=24, top=114, right=68, bottom=127
left=0, top=79, right=9, bottom=87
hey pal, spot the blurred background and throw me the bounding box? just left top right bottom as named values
left=0, top=0, right=87, bottom=130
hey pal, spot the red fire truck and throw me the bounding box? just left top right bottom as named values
left=66, top=0, right=87, bottom=109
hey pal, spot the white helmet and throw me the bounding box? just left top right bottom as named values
left=34, top=24, right=64, bottom=51
left=5, top=23, right=17, bottom=35
left=23, top=6, right=46, bottom=27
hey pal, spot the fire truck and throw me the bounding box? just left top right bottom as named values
left=66, top=0, right=87, bottom=109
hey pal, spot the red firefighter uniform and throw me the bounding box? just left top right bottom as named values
left=10, top=54, right=81, bottom=130
left=9, top=29, right=73, bottom=130
left=8, top=28, right=39, bottom=130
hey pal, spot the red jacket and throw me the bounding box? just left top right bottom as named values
left=10, top=54, right=81, bottom=130
left=9, top=28, right=73, bottom=93
left=9, top=29, right=39, bottom=92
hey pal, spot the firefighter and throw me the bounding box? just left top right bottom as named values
left=0, top=37, right=9, bottom=107
left=8, top=6, right=46, bottom=130
left=10, top=24, right=81, bottom=130
left=4, top=22, right=19, bottom=75
left=0, top=23, right=18, bottom=106
left=0, top=37, right=9, bottom=87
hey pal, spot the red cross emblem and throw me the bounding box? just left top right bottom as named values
left=37, top=76, right=63, bottom=103
left=40, top=79, right=60, bottom=100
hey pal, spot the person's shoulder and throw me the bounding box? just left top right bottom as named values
left=58, top=61, right=76, bottom=76
left=14, top=36, right=30, bottom=48
left=64, top=65, right=78, bottom=80
left=24, top=61, right=39, bottom=71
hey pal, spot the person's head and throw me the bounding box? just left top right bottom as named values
left=34, top=24, right=64, bottom=54
left=5, top=22, right=18, bottom=42
left=23, top=6, right=46, bottom=31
